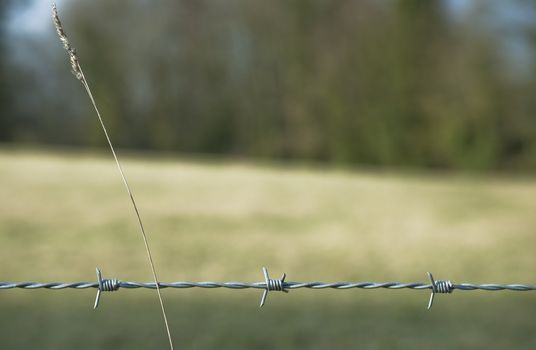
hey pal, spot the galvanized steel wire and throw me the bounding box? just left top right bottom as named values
left=2, top=281, right=535, bottom=291
left=2, top=268, right=534, bottom=310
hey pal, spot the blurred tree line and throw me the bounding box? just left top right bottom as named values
left=0, top=0, right=13, bottom=141
left=2, top=0, right=536, bottom=171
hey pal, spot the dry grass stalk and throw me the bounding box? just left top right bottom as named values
left=51, top=4, right=175, bottom=349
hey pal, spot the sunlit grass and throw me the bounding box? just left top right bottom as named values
left=0, top=148, right=534, bottom=349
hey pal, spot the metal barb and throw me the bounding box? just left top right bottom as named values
left=259, top=267, right=288, bottom=307
left=427, top=272, right=453, bottom=310
left=93, top=268, right=120, bottom=309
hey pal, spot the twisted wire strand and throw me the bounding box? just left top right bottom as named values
left=2, top=280, right=535, bottom=291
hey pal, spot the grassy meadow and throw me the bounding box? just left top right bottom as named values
left=0, top=148, right=535, bottom=349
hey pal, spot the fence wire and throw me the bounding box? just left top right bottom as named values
left=2, top=281, right=535, bottom=291
left=2, top=268, right=534, bottom=309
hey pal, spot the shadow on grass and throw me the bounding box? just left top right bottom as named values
left=0, top=289, right=534, bottom=349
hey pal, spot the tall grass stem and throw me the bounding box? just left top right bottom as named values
left=52, top=4, right=174, bottom=349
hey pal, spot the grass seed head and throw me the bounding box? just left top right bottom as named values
left=52, top=3, right=84, bottom=82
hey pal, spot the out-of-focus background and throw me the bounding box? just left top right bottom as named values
left=0, top=0, right=535, bottom=349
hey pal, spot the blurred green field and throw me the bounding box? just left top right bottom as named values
left=0, top=148, right=535, bottom=349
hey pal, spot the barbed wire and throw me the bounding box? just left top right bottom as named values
left=1, top=268, right=534, bottom=310
left=4, top=281, right=534, bottom=291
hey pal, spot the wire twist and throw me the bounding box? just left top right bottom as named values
left=259, top=267, right=288, bottom=307
left=427, top=272, right=454, bottom=309
left=93, top=268, right=120, bottom=309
